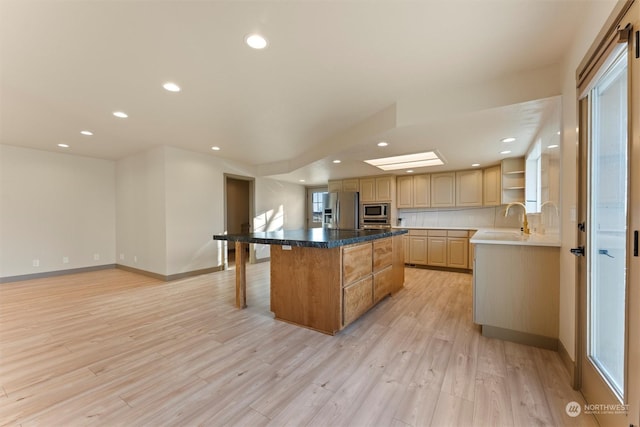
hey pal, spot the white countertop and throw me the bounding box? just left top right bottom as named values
left=470, top=228, right=561, bottom=247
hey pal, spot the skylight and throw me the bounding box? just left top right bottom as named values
left=364, top=151, right=444, bottom=171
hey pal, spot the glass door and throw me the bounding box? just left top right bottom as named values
left=588, top=47, right=628, bottom=400
left=576, top=36, right=631, bottom=425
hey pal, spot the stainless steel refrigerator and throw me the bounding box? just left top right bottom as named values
left=322, top=191, right=359, bottom=230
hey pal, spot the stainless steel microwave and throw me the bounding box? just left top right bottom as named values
left=362, top=203, right=390, bottom=220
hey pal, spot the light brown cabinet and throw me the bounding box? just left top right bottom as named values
left=360, top=176, right=394, bottom=202
left=414, top=174, right=431, bottom=207
left=341, top=236, right=402, bottom=329
left=408, top=232, right=428, bottom=265
left=403, top=228, right=473, bottom=270
left=396, top=176, right=413, bottom=208
left=328, top=178, right=359, bottom=193
left=427, top=232, right=447, bottom=266
left=455, top=169, right=483, bottom=207
left=447, top=236, right=469, bottom=269
left=342, top=178, right=359, bottom=192
left=271, top=235, right=405, bottom=335
left=373, top=267, right=393, bottom=304
left=328, top=180, right=342, bottom=192
left=396, top=174, right=430, bottom=208
left=483, top=165, right=501, bottom=206
left=431, top=172, right=456, bottom=207
left=343, top=276, right=373, bottom=325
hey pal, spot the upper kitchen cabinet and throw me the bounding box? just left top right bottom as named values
left=414, top=174, right=431, bottom=207
left=396, top=174, right=430, bottom=208
left=483, top=165, right=501, bottom=206
left=455, top=169, right=483, bottom=207
left=396, top=176, right=413, bottom=208
left=328, top=180, right=342, bottom=192
left=431, top=172, right=456, bottom=207
left=360, top=176, right=394, bottom=202
left=501, top=157, right=525, bottom=204
left=328, top=178, right=359, bottom=193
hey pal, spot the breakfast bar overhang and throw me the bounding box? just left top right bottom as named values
left=213, top=228, right=407, bottom=334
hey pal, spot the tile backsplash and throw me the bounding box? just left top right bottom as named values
left=398, top=206, right=525, bottom=229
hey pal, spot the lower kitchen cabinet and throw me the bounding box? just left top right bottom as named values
left=427, top=232, right=447, bottom=266
left=404, top=228, right=473, bottom=270
left=343, top=276, right=373, bottom=325
left=447, top=237, right=468, bottom=269
left=373, top=266, right=394, bottom=304
left=408, top=233, right=428, bottom=265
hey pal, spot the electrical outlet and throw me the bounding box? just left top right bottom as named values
left=134, top=256, right=138, bottom=263
left=62, top=256, right=69, bottom=264
left=93, top=253, right=100, bottom=261
left=32, top=259, right=40, bottom=267
left=119, top=253, right=125, bottom=260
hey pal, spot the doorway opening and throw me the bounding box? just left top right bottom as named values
left=224, top=175, right=254, bottom=268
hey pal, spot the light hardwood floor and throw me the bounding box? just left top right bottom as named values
left=0, top=264, right=595, bottom=426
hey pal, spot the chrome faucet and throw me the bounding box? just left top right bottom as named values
left=504, top=202, right=530, bottom=234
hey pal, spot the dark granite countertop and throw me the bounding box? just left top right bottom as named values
left=213, top=228, right=407, bottom=248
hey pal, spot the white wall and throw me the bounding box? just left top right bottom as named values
left=117, top=146, right=306, bottom=276
left=116, top=146, right=168, bottom=275
left=558, top=0, right=618, bottom=361
left=163, top=146, right=228, bottom=276
left=254, top=176, right=306, bottom=260
left=0, top=145, right=116, bottom=278
left=1, top=143, right=305, bottom=280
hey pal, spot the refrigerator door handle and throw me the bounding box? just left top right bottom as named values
left=336, top=200, right=340, bottom=228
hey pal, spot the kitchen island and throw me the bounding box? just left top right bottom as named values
left=213, top=228, right=407, bottom=334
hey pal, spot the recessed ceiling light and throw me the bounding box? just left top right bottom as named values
left=80, top=130, right=93, bottom=136
left=547, top=144, right=559, bottom=149
left=501, top=137, right=516, bottom=143
left=245, top=34, right=268, bottom=49
left=406, top=170, right=414, bottom=173
left=333, top=160, right=341, bottom=164
left=211, top=146, right=221, bottom=151
left=163, top=82, right=181, bottom=92
left=557, top=131, right=561, bottom=135
left=299, top=179, right=306, bottom=183
left=58, top=143, right=69, bottom=148
left=364, top=151, right=443, bottom=171
left=472, top=163, right=480, bottom=167
left=500, top=150, right=512, bottom=155
left=377, top=141, right=388, bottom=147
left=113, top=111, right=128, bottom=118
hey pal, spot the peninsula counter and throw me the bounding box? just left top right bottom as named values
left=213, top=228, right=407, bottom=334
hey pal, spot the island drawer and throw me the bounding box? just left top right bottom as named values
left=343, top=276, right=373, bottom=326
left=373, top=238, right=392, bottom=272
left=373, top=266, right=393, bottom=304
left=342, top=242, right=373, bottom=285
left=447, top=230, right=469, bottom=238
left=428, top=229, right=447, bottom=237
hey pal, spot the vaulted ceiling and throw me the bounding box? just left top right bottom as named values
left=1, top=1, right=594, bottom=184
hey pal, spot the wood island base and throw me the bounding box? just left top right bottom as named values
left=270, top=235, right=404, bottom=335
